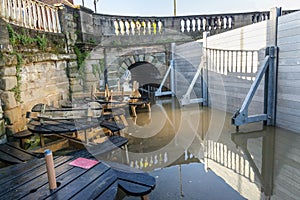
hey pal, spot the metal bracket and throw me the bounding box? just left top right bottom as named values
left=155, top=60, right=174, bottom=97
left=232, top=46, right=278, bottom=128
left=180, top=59, right=206, bottom=106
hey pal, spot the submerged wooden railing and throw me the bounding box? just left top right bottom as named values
left=0, top=0, right=61, bottom=33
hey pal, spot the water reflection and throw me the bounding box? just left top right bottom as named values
left=99, top=98, right=300, bottom=200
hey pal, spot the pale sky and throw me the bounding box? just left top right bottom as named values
left=73, top=0, right=300, bottom=16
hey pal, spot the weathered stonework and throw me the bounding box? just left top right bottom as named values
left=0, top=77, right=17, bottom=91
left=0, top=92, right=17, bottom=110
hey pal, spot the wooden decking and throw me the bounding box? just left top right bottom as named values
left=0, top=136, right=155, bottom=200
left=0, top=143, right=39, bottom=164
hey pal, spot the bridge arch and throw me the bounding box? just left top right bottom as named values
left=114, top=51, right=168, bottom=88
left=128, top=61, right=161, bottom=87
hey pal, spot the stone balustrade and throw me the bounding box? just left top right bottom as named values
left=0, top=0, right=61, bottom=33
left=93, top=10, right=294, bottom=37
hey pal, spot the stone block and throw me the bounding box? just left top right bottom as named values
left=0, top=120, right=5, bottom=136
left=1, top=91, right=17, bottom=110
left=56, top=61, right=67, bottom=70
left=0, top=66, right=16, bottom=77
left=68, top=61, right=78, bottom=68
left=0, top=77, right=17, bottom=91
left=4, top=106, right=22, bottom=125
left=0, top=54, right=17, bottom=67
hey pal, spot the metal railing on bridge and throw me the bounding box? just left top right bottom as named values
left=0, top=0, right=61, bottom=33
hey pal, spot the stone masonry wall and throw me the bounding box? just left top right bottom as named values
left=0, top=13, right=79, bottom=141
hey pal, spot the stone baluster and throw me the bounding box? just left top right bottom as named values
left=225, top=16, right=229, bottom=29
left=130, top=19, right=135, bottom=35
left=17, top=0, right=21, bottom=23
left=119, top=20, right=124, bottom=35
left=0, top=0, right=2, bottom=18
left=199, top=17, right=204, bottom=31
left=36, top=3, right=42, bottom=30
left=50, top=8, right=57, bottom=32
left=54, top=6, right=61, bottom=33
left=158, top=20, right=163, bottom=34
left=6, top=0, right=11, bottom=20
left=135, top=20, right=140, bottom=35
left=206, top=17, right=211, bottom=30
left=230, top=16, right=234, bottom=28
left=124, top=20, right=130, bottom=35
left=189, top=18, right=193, bottom=32
left=184, top=18, right=188, bottom=32
left=0, top=0, right=4, bottom=18
left=32, top=2, right=37, bottom=30
left=147, top=20, right=151, bottom=35
left=219, top=16, right=224, bottom=29
left=22, top=0, right=28, bottom=27
left=153, top=20, right=158, bottom=34
left=116, top=19, right=121, bottom=35
left=194, top=18, right=199, bottom=31
left=46, top=6, right=52, bottom=32
left=213, top=17, right=218, bottom=29
left=28, top=0, right=34, bottom=29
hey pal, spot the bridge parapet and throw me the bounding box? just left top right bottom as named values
left=77, top=8, right=298, bottom=42
left=0, top=0, right=61, bottom=33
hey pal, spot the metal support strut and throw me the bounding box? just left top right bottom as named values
left=155, top=43, right=176, bottom=97
left=232, top=46, right=278, bottom=128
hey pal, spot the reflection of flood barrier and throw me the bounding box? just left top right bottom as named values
left=231, top=130, right=275, bottom=196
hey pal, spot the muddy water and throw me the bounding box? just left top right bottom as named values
left=104, top=97, right=300, bottom=200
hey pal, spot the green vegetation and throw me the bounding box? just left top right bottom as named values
left=6, top=24, right=48, bottom=50
left=10, top=53, right=23, bottom=103
left=74, top=45, right=89, bottom=88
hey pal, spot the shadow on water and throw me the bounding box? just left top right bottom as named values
left=98, top=97, right=299, bottom=200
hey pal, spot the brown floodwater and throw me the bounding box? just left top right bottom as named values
left=98, top=96, right=300, bottom=200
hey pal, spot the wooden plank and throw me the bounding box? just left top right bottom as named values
left=94, top=182, right=118, bottom=200
left=100, top=121, right=125, bottom=132
left=44, top=120, right=78, bottom=132
left=70, top=136, right=128, bottom=158
left=44, top=163, right=110, bottom=199
left=71, top=169, right=118, bottom=200
left=33, top=139, right=70, bottom=154
left=0, top=158, right=44, bottom=183
left=114, top=170, right=156, bottom=188
left=0, top=150, right=23, bottom=164
left=87, top=136, right=128, bottom=157
left=0, top=156, right=76, bottom=200
left=21, top=164, right=90, bottom=200
left=118, top=179, right=152, bottom=196
left=0, top=156, right=73, bottom=196
left=0, top=144, right=35, bottom=162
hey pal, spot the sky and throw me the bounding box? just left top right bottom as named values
left=73, top=0, right=300, bottom=16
